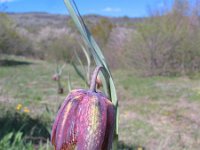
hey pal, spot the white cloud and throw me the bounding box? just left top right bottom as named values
left=102, top=7, right=122, bottom=13
left=0, top=0, right=15, bottom=3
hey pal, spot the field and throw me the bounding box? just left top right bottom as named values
left=1, top=56, right=200, bottom=150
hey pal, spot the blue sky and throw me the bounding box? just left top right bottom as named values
left=0, top=0, right=196, bottom=17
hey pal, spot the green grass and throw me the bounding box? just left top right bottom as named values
left=114, top=70, right=200, bottom=149
left=1, top=56, right=200, bottom=149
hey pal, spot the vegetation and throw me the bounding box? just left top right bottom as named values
left=1, top=0, right=200, bottom=149
left=2, top=1, right=199, bottom=76
left=0, top=13, right=33, bottom=57
left=124, top=0, right=200, bottom=76
left=1, top=57, right=200, bottom=149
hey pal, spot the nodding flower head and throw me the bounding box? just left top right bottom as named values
left=51, top=66, right=115, bottom=150
left=52, top=74, right=60, bottom=81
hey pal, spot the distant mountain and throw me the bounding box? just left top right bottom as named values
left=8, top=12, right=143, bottom=31
left=8, top=13, right=70, bottom=31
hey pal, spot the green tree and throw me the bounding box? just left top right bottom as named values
left=90, top=18, right=114, bottom=48
left=125, top=0, right=200, bottom=76
left=0, top=13, right=33, bottom=57
left=67, top=17, right=114, bottom=48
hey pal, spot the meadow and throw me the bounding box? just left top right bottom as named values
left=1, top=56, right=200, bottom=150
left=1, top=0, right=200, bottom=149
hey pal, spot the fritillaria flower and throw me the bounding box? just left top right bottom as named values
left=51, top=66, right=115, bottom=150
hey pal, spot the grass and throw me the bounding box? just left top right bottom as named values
left=1, top=56, right=200, bottom=149
left=114, top=70, right=200, bottom=149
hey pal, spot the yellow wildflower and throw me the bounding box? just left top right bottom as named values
left=137, top=146, right=144, bottom=150
left=23, top=107, right=30, bottom=113
left=16, top=104, right=22, bottom=111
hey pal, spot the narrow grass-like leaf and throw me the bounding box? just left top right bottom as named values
left=74, top=49, right=87, bottom=82
left=67, top=72, right=72, bottom=92
left=64, top=0, right=117, bottom=105
left=59, top=64, right=65, bottom=75
left=80, top=44, right=91, bottom=82
left=71, top=62, right=87, bottom=86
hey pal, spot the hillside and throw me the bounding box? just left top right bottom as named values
left=8, top=12, right=139, bottom=30
left=6, top=10, right=200, bottom=75
left=8, top=12, right=69, bottom=33
left=4, top=12, right=136, bottom=68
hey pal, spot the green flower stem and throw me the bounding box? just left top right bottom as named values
left=90, top=66, right=104, bottom=92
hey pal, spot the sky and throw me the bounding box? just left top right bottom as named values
left=0, top=0, right=196, bottom=17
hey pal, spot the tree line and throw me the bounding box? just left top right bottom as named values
left=124, top=0, right=200, bottom=76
